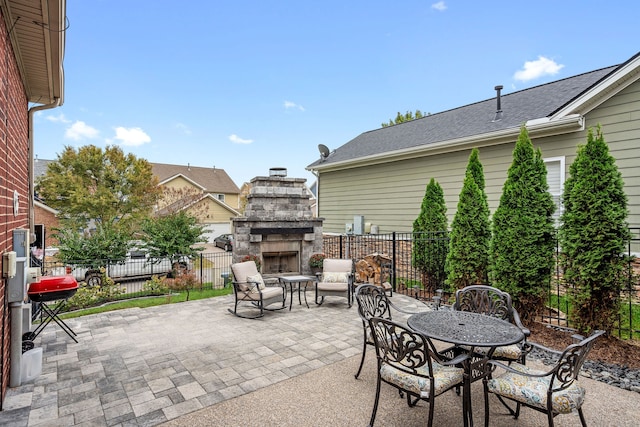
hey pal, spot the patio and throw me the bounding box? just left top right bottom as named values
left=0, top=292, right=637, bottom=426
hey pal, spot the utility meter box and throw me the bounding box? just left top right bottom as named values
left=353, top=215, right=365, bottom=235
left=7, top=257, right=28, bottom=303
left=13, top=228, right=29, bottom=257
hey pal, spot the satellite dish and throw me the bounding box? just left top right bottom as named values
left=318, top=144, right=330, bottom=159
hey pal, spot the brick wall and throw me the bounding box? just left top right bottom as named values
left=34, top=204, right=60, bottom=247
left=0, top=9, right=31, bottom=406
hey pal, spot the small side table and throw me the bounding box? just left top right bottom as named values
left=278, top=275, right=316, bottom=310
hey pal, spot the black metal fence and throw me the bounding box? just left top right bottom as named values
left=42, top=251, right=234, bottom=294
left=41, top=231, right=639, bottom=339
left=323, top=230, right=640, bottom=340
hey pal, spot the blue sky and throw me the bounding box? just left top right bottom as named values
left=33, top=1, right=639, bottom=187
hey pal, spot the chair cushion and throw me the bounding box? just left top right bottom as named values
left=238, top=286, right=283, bottom=302
left=380, top=362, right=464, bottom=399
left=246, top=273, right=266, bottom=292
left=323, top=258, right=352, bottom=273
left=487, top=363, right=586, bottom=414
left=232, top=261, right=260, bottom=291
left=465, top=344, right=522, bottom=361
left=317, top=282, right=349, bottom=292
left=322, top=272, right=349, bottom=283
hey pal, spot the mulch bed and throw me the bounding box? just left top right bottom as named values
left=527, top=322, right=640, bottom=369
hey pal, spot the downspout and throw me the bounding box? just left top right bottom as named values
left=28, top=99, right=60, bottom=241
left=9, top=99, right=60, bottom=388
left=311, top=169, right=319, bottom=218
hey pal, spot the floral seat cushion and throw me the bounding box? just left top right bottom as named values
left=471, top=344, right=522, bottom=360
left=486, top=363, right=586, bottom=414
left=380, top=362, right=464, bottom=399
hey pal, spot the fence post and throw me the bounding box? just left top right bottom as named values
left=391, top=232, right=397, bottom=291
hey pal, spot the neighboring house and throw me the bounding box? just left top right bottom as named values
left=0, top=0, right=65, bottom=406
left=34, top=159, right=242, bottom=244
left=151, top=163, right=242, bottom=242
left=308, top=51, right=640, bottom=234
left=33, top=157, right=59, bottom=247
left=33, top=200, right=60, bottom=247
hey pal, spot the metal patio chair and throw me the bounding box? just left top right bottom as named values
left=453, top=285, right=531, bottom=364
left=367, top=317, right=467, bottom=427
left=228, top=260, right=286, bottom=319
left=354, top=284, right=433, bottom=380
left=315, top=258, right=354, bottom=307
left=483, top=330, right=605, bottom=427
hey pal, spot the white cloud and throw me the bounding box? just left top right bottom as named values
left=113, top=127, right=151, bottom=146
left=45, top=113, right=71, bottom=123
left=65, top=121, right=99, bottom=140
left=432, top=1, right=447, bottom=11
left=229, top=134, right=253, bottom=144
left=514, top=56, right=564, bottom=82
left=175, top=122, right=192, bottom=135
left=284, top=100, right=305, bottom=111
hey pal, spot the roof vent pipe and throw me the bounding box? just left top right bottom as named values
left=493, top=85, right=503, bottom=122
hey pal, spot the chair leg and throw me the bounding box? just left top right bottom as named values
left=227, top=300, right=265, bottom=319
left=483, top=380, right=490, bottom=427
left=355, top=340, right=368, bottom=379
left=578, top=407, right=587, bottom=427
left=427, top=396, right=435, bottom=427
left=368, top=375, right=382, bottom=427
left=495, top=395, right=519, bottom=418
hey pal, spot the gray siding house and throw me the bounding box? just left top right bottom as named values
left=308, top=51, right=640, bottom=234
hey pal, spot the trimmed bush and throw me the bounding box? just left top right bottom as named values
left=559, top=125, right=630, bottom=333
left=491, top=127, right=556, bottom=321
left=412, top=178, right=448, bottom=291
left=446, top=148, right=491, bottom=290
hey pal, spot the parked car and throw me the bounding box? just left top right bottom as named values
left=214, top=234, right=233, bottom=251
left=49, top=250, right=192, bottom=287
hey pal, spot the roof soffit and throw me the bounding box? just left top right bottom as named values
left=2, top=0, right=66, bottom=105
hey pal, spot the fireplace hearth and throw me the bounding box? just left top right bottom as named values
left=232, top=168, right=323, bottom=277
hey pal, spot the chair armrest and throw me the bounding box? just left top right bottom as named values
left=511, top=307, right=530, bottom=337
left=263, top=277, right=281, bottom=287
left=233, top=280, right=258, bottom=293
left=487, top=359, right=555, bottom=378
left=441, top=353, right=469, bottom=367
left=528, top=341, right=563, bottom=356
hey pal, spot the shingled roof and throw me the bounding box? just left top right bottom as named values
left=308, top=56, right=639, bottom=169
left=151, top=163, right=240, bottom=194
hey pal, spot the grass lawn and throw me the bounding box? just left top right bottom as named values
left=58, top=286, right=233, bottom=320
left=547, top=294, right=640, bottom=339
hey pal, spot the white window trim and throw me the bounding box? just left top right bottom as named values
left=544, top=156, right=566, bottom=222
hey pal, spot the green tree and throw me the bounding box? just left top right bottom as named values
left=36, top=145, right=161, bottom=231
left=55, top=224, right=131, bottom=266
left=412, top=178, right=448, bottom=291
left=140, top=211, right=206, bottom=263
left=491, top=127, right=556, bottom=322
left=446, top=148, right=491, bottom=290
left=381, top=109, right=425, bottom=127
left=559, top=125, right=630, bottom=333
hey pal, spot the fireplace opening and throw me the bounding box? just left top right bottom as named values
left=262, top=251, right=299, bottom=275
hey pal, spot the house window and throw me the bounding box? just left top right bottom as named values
left=544, top=156, right=565, bottom=225
left=216, top=194, right=225, bottom=202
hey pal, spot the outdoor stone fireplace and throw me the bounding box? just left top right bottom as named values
left=232, top=168, right=323, bottom=277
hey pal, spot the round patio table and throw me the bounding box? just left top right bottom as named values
left=408, top=310, right=525, bottom=427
